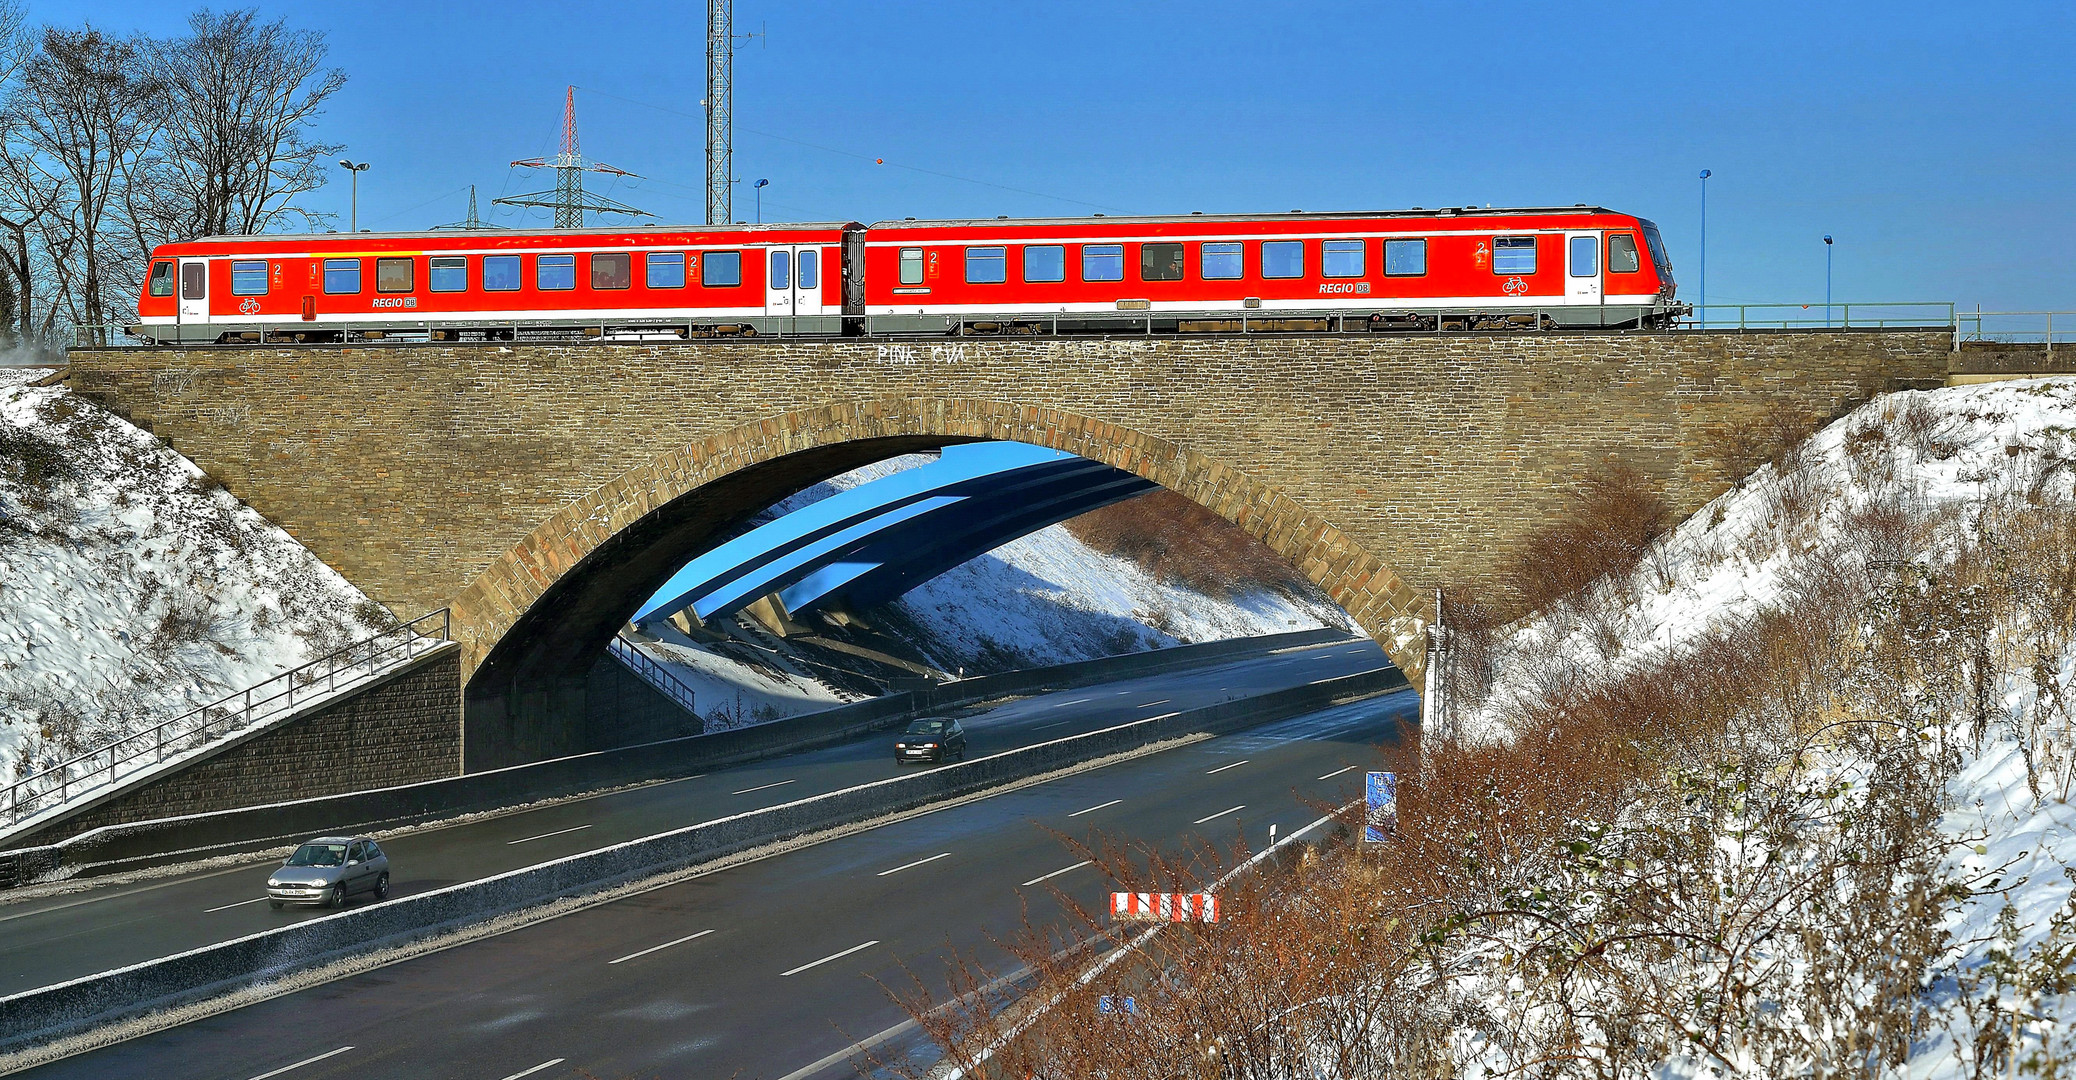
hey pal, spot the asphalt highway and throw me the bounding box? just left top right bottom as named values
left=19, top=682, right=1416, bottom=1080
left=0, top=636, right=1386, bottom=998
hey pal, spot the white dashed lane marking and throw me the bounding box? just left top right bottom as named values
left=782, top=940, right=879, bottom=977
left=246, top=1046, right=353, bottom=1080
left=1193, top=804, right=1246, bottom=825
left=731, top=779, right=796, bottom=796
left=610, top=929, right=716, bottom=965
left=204, top=897, right=268, bottom=913
left=1317, top=765, right=1359, bottom=780
left=1069, top=798, right=1123, bottom=817
left=1205, top=759, right=1250, bottom=775
left=876, top=852, right=952, bottom=877
left=507, top=824, right=592, bottom=845
left=499, top=1060, right=567, bottom=1080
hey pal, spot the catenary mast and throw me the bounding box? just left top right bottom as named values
left=706, top=0, right=733, bottom=225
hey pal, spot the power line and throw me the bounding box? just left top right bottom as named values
left=580, top=86, right=1131, bottom=213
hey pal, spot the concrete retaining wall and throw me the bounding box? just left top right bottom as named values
left=12, top=628, right=1353, bottom=882
left=0, top=660, right=1403, bottom=1053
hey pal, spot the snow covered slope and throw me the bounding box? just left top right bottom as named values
left=0, top=383, right=390, bottom=777
left=1464, top=377, right=2076, bottom=1074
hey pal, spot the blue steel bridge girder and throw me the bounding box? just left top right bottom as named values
left=633, top=443, right=1158, bottom=629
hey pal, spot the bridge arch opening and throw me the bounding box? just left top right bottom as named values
left=453, top=399, right=1428, bottom=771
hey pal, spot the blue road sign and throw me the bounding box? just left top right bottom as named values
left=1365, top=771, right=1397, bottom=842
left=1097, top=995, right=1138, bottom=1016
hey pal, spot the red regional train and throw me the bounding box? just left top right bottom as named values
left=130, top=206, right=1677, bottom=344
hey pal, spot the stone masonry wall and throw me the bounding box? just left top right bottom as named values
left=66, top=331, right=1952, bottom=686
left=19, top=648, right=462, bottom=847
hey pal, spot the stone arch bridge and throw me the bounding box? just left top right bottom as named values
left=67, top=331, right=1950, bottom=770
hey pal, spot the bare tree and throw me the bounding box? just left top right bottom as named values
left=145, top=8, right=343, bottom=240
left=0, top=24, right=161, bottom=341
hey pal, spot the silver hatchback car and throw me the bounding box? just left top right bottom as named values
left=267, top=835, right=390, bottom=909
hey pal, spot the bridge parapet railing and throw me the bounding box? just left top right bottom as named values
left=1677, top=302, right=1956, bottom=332
left=2, top=609, right=452, bottom=830
left=607, top=634, right=699, bottom=717
left=1954, top=310, right=2074, bottom=356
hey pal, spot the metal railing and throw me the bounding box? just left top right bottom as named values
left=1677, top=302, right=1956, bottom=332
left=607, top=634, right=700, bottom=717
left=1955, top=309, right=2075, bottom=355
left=2, top=609, right=452, bottom=830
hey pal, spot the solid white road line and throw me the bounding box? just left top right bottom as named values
left=610, top=928, right=716, bottom=965
left=204, top=896, right=268, bottom=913
left=1317, top=765, right=1359, bottom=780
left=1069, top=798, right=1123, bottom=817
left=506, top=824, right=592, bottom=845
left=731, top=778, right=796, bottom=795
left=1193, top=804, right=1247, bottom=825
left=1021, top=860, right=1092, bottom=887
left=782, top=939, right=880, bottom=977
left=1136, top=699, right=1172, bottom=709
left=1205, top=759, right=1250, bottom=775
left=246, top=1046, right=353, bottom=1080
left=498, top=1059, right=567, bottom=1080
left=876, top=852, right=952, bottom=877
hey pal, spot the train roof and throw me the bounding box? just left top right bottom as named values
left=866, top=206, right=1632, bottom=229
left=164, top=222, right=864, bottom=247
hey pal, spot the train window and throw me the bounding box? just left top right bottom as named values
left=1023, top=245, right=1065, bottom=283
left=1260, top=241, right=1304, bottom=279
left=702, top=250, right=742, bottom=287
left=1322, top=240, right=1365, bottom=279
left=1140, top=243, right=1184, bottom=282
left=799, top=250, right=819, bottom=290
left=592, top=253, right=632, bottom=290
left=537, top=255, right=576, bottom=291
left=1608, top=234, right=1640, bottom=274
left=482, top=255, right=521, bottom=292
left=770, top=250, right=791, bottom=289
left=965, top=246, right=1007, bottom=284
left=1384, top=239, right=1426, bottom=276
left=376, top=257, right=414, bottom=293
left=898, top=248, right=924, bottom=285
left=646, top=253, right=686, bottom=288
left=1568, top=236, right=1598, bottom=278
left=1200, top=242, right=1242, bottom=280
left=148, top=261, right=174, bottom=297
left=322, top=258, right=360, bottom=295
left=1082, top=244, right=1123, bottom=282
left=429, top=257, right=467, bottom=293
left=230, top=260, right=268, bottom=296
left=1492, top=236, right=1536, bottom=275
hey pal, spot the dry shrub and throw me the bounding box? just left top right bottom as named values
left=1062, top=487, right=1313, bottom=600
left=1510, top=461, right=1670, bottom=616
left=148, top=592, right=220, bottom=657
left=1708, top=399, right=1823, bottom=484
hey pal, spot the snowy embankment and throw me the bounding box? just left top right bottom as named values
left=633, top=455, right=1356, bottom=724
left=0, top=383, right=388, bottom=778
left=1465, top=377, right=2076, bottom=1073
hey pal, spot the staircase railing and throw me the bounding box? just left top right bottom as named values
left=607, top=635, right=700, bottom=717
left=2, top=609, right=452, bottom=829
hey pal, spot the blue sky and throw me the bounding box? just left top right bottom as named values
left=44, top=0, right=2076, bottom=310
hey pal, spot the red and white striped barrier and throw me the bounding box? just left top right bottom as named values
left=1111, top=891, right=1219, bottom=923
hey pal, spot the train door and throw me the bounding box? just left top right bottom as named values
left=764, top=247, right=802, bottom=320
left=1565, top=232, right=1602, bottom=306
left=177, top=258, right=209, bottom=331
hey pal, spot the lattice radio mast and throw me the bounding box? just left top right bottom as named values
left=705, top=0, right=733, bottom=225
left=495, top=87, right=648, bottom=228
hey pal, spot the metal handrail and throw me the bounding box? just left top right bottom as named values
left=607, top=635, right=700, bottom=717
left=2, top=609, right=453, bottom=829
left=1676, top=301, right=1957, bottom=332
left=1954, top=309, right=2074, bottom=355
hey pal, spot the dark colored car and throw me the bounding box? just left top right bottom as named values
left=894, top=717, right=967, bottom=764
left=267, top=835, right=391, bottom=909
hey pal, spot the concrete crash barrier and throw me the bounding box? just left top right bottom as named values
left=18, top=627, right=1358, bottom=880
left=0, top=664, right=1404, bottom=1053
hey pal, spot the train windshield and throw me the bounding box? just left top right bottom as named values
left=1638, top=220, right=1675, bottom=286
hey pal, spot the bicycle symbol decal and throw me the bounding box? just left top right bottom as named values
left=239, top=297, right=262, bottom=314
left=1501, top=277, right=1529, bottom=295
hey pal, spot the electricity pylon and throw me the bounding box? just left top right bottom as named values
left=432, top=186, right=505, bottom=230
left=495, top=87, right=647, bottom=228
left=706, top=0, right=733, bottom=225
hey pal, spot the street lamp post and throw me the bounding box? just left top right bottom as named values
left=338, top=159, right=371, bottom=232
left=1697, top=169, right=1711, bottom=329
left=754, top=178, right=769, bottom=225
left=1823, top=235, right=1834, bottom=325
